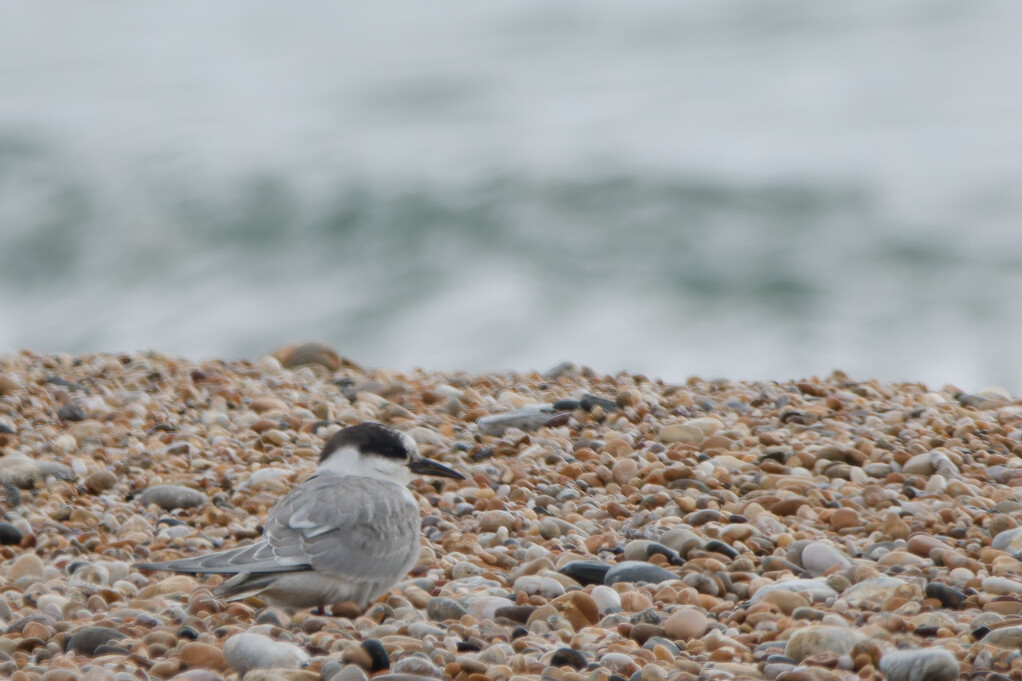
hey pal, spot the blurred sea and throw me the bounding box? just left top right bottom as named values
left=3, top=1, right=1022, bottom=391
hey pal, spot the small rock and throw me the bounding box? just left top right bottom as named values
left=66, top=626, right=127, bottom=656
left=663, top=607, right=708, bottom=640
left=980, top=624, right=1022, bottom=649
left=591, top=585, right=622, bottom=613
left=325, top=664, right=369, bottom=681
left=878, top=647, right=959, bottom=681
left=611, top=458, right=639, bottom=485
left=0, top=522, right=23, bottom=545
left=180, top=642, right=228, bottom=670
left=558, top=561, right=610, bottom=586
left=426, top=597, right=467, bottom=621
left=58, top=402, right=87, bottom=421
left=829, top=508, right=860, bottom=530
left=84, top=469, right=118, bottom=494
left=549, top=648, right=587, bottom=670
left=604, top=561, right=677, bottom=585
left=477, top=404, right=559, bottom=436
left=785, top=625, right=865, bottom=661
left=799, top=542, right=852, bottom=576
left=223, top=632, right=309, bottom=677
left=513, top=575, right=565, bottom=598
left=138, top=484, right=208, bottom=510
left=9, top=553, right=44, bottom=580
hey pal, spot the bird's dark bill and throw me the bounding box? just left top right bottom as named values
left=409, top=457, right=464, bottom=479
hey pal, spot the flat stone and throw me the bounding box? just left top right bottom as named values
left=662, top=607, right=707, bottom=640
left=800, top=542, right=852, bottom=576
left=477, top=405, right=558, bottom=436
left=558, top=561, right=610, bottom=585
left=426, top=597, right=467, bottom=621
left=878, top=647, right=959, bottom=681
left=65, top=626, right=127, bottom=656
left=223, top=632, right=309, bottom=677
left=604, top=561, right=677, bottom=586
left=138, top=484, right=208, bottom=510
left=784, top=625, right=865, bottom=661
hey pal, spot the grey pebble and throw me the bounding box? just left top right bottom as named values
left=66, top=626, right=127, bottom=655
left=326, top=664, right=369, bottom=681
left=426, top=597, right=467, bottom=621
left=604, top=561, right=677, bottom=585
left=558, top=560, right=611, bottom=585
left=477, top=404, right=559, bottom=436
left=878, top=647, right=959, bottom=681
left=0, top=522, right=22, bottom=545
left=138, top=484, right=208, bottom=510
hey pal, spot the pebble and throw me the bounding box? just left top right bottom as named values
left=799, top=542, right=852, bottom=576
left=477, top=405, right=558, bottom=436
left=138, top=484, right=208, bottom=510
left=558, top=561, right=611, bottom=585
left=426, top=597, right=467, bottom=621
left=604, top=561, right=677, bottom=585
left=0, top=522, right=24, bottom=545
left=662, top=607, right=708, bottom=640
left=878, top=648, right=959, bottom=681
left=784, top=626, right=865, bottom=661
left=591, top=585, right=622, bottom=613
left=65, top=626, right=127, bottom=656
left=222, top=632, right=309, bottom=677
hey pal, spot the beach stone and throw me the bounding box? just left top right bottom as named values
left=426, top=597, right=466, bottom=621
left=829, top=508, right=859, bottom=531
left=84, top=469, right=118, bottom=494
left=558, top=561, right=610, bottom=585
left=878, top=648, right=959, bottom=681
left=758, top=589, right=810, bottom=614
left=466, top=596, right=515, bottom=620
left=180, top=642, right=229, bottom=670
left=841, top=577, right=919, bottom=609
left=390, top=656, right=442, bottom=678
left=9, top=553, right=44, bottom=580
left=223, top=632, right=309, bottom=677
left=663, top=607, right=707, bottom=640
left=138, top=484, right=208, bottom=510
left=477, top=405, right=556, bottom=436
left=591, top=585, right=622, bottom=613
left=139, top=574, right=198, bottom=597
left=659, top=424, right=704, bottom=444
left=784, top=626, right=864, bottom=661
left=66, top=626, right=127, bottom=656
left=551, top=591, right=599, bottom=628
left=604, top=561, right=677, bottom=585
left=0, top=456, right=73, bottom=487
left=924, top=583, right=966, bottom=609
left=750, top=578, right=838, bottom=603
left=324, top=663, right=369, bottom=681
left=800, top=542, right=852, bottom=576
left=513, top=575, right=565, bottom=598
left=982, top=576, right=1022, bottom=595
left=611, top=458, right=638, bottom=485
left=980, top=625, right=1022, bottom=649
left=992, top=527, right=1022, bottom=554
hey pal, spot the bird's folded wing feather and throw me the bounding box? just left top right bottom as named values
left=264, top=473, right=422, bottom=584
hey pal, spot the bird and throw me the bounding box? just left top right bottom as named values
left=134, top=421, right=464, bottom=611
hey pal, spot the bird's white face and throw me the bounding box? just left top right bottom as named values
left=316, top=442, right=415, bottom=486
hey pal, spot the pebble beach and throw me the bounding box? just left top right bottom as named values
left=3, top=345, right=1022, bottom=681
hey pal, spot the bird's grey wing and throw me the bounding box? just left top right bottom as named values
left=135, top=538, right=310, bottom=575
left=263, top=474, right=422, bottom=585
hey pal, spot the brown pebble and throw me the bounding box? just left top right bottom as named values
left=179, top=642, right=228, bottom=670
left=84, top=469, right=118, bottom=494
left=829, top=508, right=859, bottom=531
left=663, top=607, right=708, bottom=640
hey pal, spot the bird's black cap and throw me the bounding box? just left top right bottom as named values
left=319, top=422, right=411, bottom=463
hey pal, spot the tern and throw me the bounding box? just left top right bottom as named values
left=134, top=422, right=464, bottom=611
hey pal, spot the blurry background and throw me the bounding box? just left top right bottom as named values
left=2, top=1, right=1022, bottom=391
